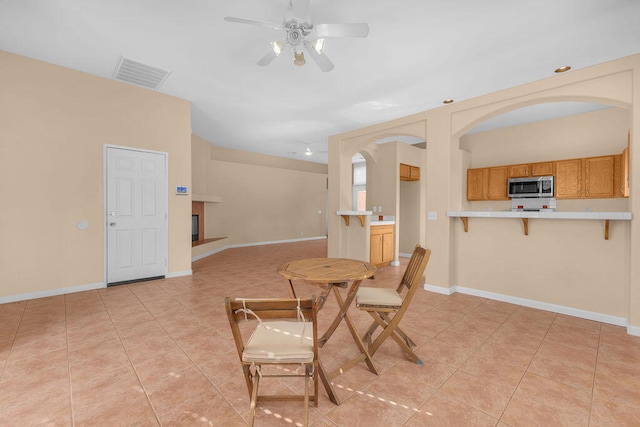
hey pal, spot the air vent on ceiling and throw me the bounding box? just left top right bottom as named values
left=113, top=57, right=171, bottom=90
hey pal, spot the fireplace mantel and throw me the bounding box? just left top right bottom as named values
left=192, top=194, right=221, bottom=203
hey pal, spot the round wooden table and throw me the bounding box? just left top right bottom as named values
left=277, top=258, right=378, bottom=405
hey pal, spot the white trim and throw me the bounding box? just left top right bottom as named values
left=191, top=236, right=328, bottom=262
left=423, top=283, right=628, bottom=327
left=398, top=252, right=412, bottom=258
left=423, top=283, right=456, bottom=295
left=0, top=282, right=105, bottom=304
left=103, top=145, right=169, bottom=285
left=390, top=261, right=400, bottom=266
left=166, top=270, right=192, bottom=278
left=628, top=324, right=640, bottom=337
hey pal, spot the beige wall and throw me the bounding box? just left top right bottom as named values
left=191, top=135, right=328, bottom=252
left=329, top=54, right=640, bottom=332
left=460, top=107, right=629, bottom=167
left=0, top=51, right=192, bottom=299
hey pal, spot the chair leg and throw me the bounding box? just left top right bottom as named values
left=379, top=312, right=417, bottom=347
left=313, top=362, right=319, bottom=407
left=303, top=365, right=311, bottom=427
left=366, top=312, right=423, bottom=364
left=362, top=319, right=380, bottom=347
left=248, top=369, right=260, bottom=427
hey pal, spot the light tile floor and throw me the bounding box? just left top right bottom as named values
left=1, top=239, right=640, bottom=426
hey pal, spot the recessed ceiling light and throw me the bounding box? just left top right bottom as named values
left=555, top=66, right=571, bottom=73
left=443, top=99, right=454, bottom=104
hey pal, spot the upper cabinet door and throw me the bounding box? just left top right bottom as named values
left=467, top=168, right=488, bottom=200
left=487, top=166, right=509, bottom=200
left=530, top=162, right=553, bottom=176
left=508, top=164, right=530, bottom=178
left=555, top=159, right=583, bottom=199
left=585, top=156, right=615, bottom=198
left=400, top=163, right=420, bottom=181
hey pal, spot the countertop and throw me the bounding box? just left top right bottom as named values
left=447, top=211, right=632, bottom=220
left=370, top=220, right=395, bottom=225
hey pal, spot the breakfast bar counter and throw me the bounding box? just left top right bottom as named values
left=447, top=210, right=632, bottom=239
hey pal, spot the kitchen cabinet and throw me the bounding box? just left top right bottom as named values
left=467, top=168, right=487, bottom=200
left=585, top=156, right=615, bottom=198
left=508, top=162, right=554, bottom=178
left=622, top=146, right=630, bottom=197
left=466, top=166, right=508, bottom=200
left=487, top=167, right=508, bottom=199
left=468, top=150, right=627, bottom=201
left=555, top=158, right=583, bottom=198
left=531, top=162, right=554, bottom=176
left=616, top=134, right=630, bottom=197
left=556, top=156, right=615, bottom=199
left=400, top=163, right=420, bottom=181
left=508, top=164, right=530, bottom=178
left=370, top=224, right=394, bottom=267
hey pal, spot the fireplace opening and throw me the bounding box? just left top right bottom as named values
left=192, top=214, right=199, bottom=242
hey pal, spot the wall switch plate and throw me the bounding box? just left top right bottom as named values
left=428, top=211, right=437, bottom=220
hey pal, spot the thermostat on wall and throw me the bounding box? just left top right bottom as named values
left=176, top=186, right=189, bottom=195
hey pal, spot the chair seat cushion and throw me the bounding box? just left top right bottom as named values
left=356, top=287, right=403, bottom=308
left=243, top=321, right=314, bottom=363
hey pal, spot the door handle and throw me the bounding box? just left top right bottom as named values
left=109, top=222, right=117, bottom=227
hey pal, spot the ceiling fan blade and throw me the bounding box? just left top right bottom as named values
left=304, top=44, right=334, bottom=72
left=224, top=16, right=282, bottom=30
left=314, top=23, right=369, bottom=38
left=257, top=48, right=279, bottom=66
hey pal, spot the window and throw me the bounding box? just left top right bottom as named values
left=352, top=161, right=366, bottom=211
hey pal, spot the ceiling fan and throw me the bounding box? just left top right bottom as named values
left=224, top=0, right=369, bottom=72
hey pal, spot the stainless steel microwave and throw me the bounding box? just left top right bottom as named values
left=508, top=176, right=554, bottom=198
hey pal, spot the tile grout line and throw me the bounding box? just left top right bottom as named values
left=493, top=310, right=558, bottom=423
left=587, top=321, right=604, bottom=426
left=97, top=288, right=163, bottom=426
left=126, top=283, right=245, bottom=425
left=64, top=294, right=76, bottom=427
left=0, top=301, right=27, bottom=386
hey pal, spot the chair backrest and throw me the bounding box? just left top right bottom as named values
left=397, top=245, right=431, bottom=298
left=224, top=297, right=318, bottom=361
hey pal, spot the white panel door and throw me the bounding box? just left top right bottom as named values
left=106, top=147, right=167, bottom=284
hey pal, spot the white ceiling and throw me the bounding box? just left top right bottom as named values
left=2, top=0, right=639, bottom=164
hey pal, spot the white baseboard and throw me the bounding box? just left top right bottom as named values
left=424, top=283, right=631, bottom=329
left=0, top=281, right=105, bottom=304
left=627, top=324, right=640, bottom=337
left=166, top=270, right=192, bottom=278
left=423, top=283, right=456, bottom=295
left=191, top=236, right=327, bottom=262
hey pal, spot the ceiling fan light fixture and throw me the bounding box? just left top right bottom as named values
left=311, top=38, right=325, bottom=54
left=272, top=40, right=285, bottom=55
left=294, top=51, right=306, bottom=66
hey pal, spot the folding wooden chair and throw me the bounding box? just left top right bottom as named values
left=355, top=245, right=431, bottom=364
left=225, top=297, right=318, bottom=427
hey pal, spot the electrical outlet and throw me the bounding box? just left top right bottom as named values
left=428, top=211, right=437, bottom=220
